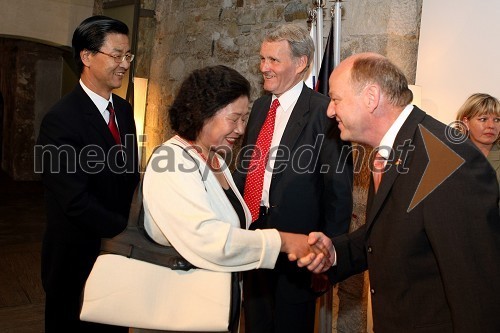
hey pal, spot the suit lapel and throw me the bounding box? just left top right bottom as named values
left=113, top=96, right=138, bottom=172
left=277, top=84, right=310, bottom=150
left=113, top=97, right=129, bottom=144
left=247, top=95, right=273, bottom=146
left=75, top=86, right=120, bottom=149
left=366, top=107, right=427, bottom=228
left=273, top=84, right=311, bottom=175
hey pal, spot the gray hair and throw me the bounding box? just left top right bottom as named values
left=264, top=24, right=315, bottom=71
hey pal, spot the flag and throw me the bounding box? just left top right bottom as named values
left=315, top=22, right=334, bottom=96
left=304, top=25, right=317, bottom=89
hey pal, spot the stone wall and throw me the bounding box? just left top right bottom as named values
left=141, top=0, right=319, bottom=160
left=340, top=0, right=422, bottom=83
left=139, top=0, right=422, bottom=159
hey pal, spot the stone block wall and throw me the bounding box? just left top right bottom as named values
left=140, top=0, right=323, bottom=160
left=137, top=0, right=422, bottom=164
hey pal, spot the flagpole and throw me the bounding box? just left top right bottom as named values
left=306, top=8, right=318, bottom=89
left=314, top=0, right=325, bottom=69
left=333, top=0, right=343, bottom=67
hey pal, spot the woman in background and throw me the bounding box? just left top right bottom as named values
left=456, top=93, right=500, bottom=186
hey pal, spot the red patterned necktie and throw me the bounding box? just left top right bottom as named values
left=372, top=152, right=385, bottom=193
left=243, top=98, right=280, bottom=222
left=107, top=102, right=121, bottom=145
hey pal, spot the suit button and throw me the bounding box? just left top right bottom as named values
left=367, top=246, right=373, bottom=253
left=370, top=288, right=375, bottom=294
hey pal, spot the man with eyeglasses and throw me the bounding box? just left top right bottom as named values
left=36, top=16, right=139, bottom=332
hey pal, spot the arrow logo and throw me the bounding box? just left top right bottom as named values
left=408, top=125, right=465, bottom=212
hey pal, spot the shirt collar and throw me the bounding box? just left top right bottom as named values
left=79, top=79, right=114, bottom=115
left=377, top=104, right=414, bottom=159
left=272, top=81, right=303, bottom=113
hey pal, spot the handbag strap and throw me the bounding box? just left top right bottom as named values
left=171, top=142, right=207, bottom=191
left=100, top=147, right=196, bottom=271
left=99, top=141, right=212, bottom=270
left=126, top=178, right=143, bottom=228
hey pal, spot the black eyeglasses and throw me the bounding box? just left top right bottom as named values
left=96, top=50, right=135, bottom=63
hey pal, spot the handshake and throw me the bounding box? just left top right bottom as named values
left=279, top=231, right=335, bottom=274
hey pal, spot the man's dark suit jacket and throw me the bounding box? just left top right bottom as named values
left=328, top=107, right=500, bottom=333
left=234, top=83, right=353, bottom=303
left=36, top=84, right=139, bottom=330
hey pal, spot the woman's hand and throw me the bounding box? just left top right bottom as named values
left=297, top=232, right=336, bottom=273
left=278, top=231, right=334, bottom=273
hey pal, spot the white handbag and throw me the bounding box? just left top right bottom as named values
left=80, top=253, right=231, bottom=331
left=80, top=182, right=233, bottom=331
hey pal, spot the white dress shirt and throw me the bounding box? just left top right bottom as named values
left=377, top=104, right=414, bottom=159
left=261, top=81, right=304, bottom=207
left=79, top=79, right=114, bottom=125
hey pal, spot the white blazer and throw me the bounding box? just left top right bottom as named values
left=143, top=136, right=281, bottom=272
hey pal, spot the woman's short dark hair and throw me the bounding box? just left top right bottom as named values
left=72, top=15, right=129, bottom=74
left=169, top=65, right=251, bottom=141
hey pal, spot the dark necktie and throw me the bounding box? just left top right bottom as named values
left=243, top=98, right=280, bottom=222
left=107, top=102, right=121, bottom=145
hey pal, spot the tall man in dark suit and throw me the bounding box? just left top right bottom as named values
left=233, top=24, right=353, bottom=333
left=303, top=53, right=500, bottom=332
left=36, top=16, right=139, bottom=332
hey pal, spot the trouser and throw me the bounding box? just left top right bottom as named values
left=242, top=209, right=316, bottom=333
left=42, top=238, right=128, bottom=333
left=242, top=268, right=316, bottom=333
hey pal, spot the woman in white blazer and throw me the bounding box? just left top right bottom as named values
left=142, top=65, right=333, bottom=332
